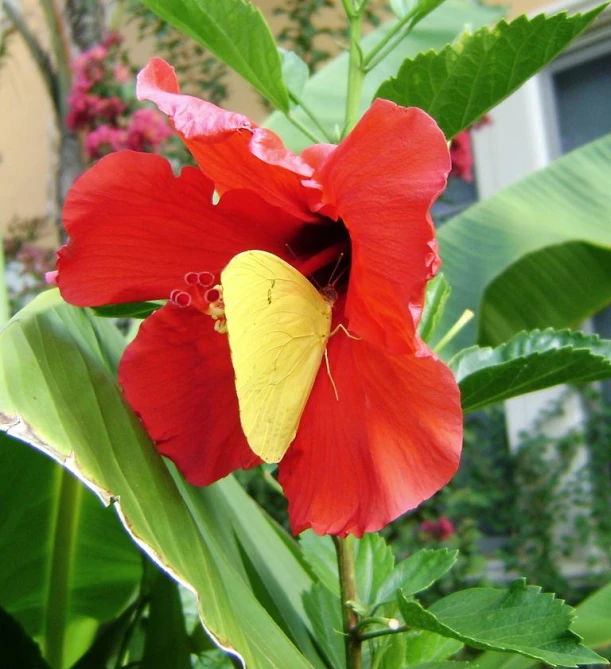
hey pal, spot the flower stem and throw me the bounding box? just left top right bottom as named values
left=289, top=91, right=334, bottom=142
left=333, top=536, right=362, bottom=669
left=285, top=112, right=326, bottom=144
left=362, top=11, right=415, bottom=72
left=343, top=9, right=365, bottom=137
left=359, top=623, right=409, bottom=642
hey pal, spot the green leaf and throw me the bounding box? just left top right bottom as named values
left=140, top=0, right=289, bottom=111
left=189, top=478, right=323, bottom=665
left=375, top=549, right=458, bottom=608
left=572, top=580, right=611, bottom=649
left=0, top=229, right=9, bottom=326
left=372, top=631, right=465, bottom=669
left=280, top=49, right=309, bottom=101
left=404, top=631, right=464, bottom=665
left=418, top=275, right=451, bottom=343
left=354, top=534, right=395, bottom=610
left=265, top=0, right=504, bottom=151
left=71, top=600, right=142, bottom=669
left=452, top=329, right=611, bottom=412
left=299, top=533, right=396, bottom=611
left=141, top=569, right=192, bottom=669
left=398, top=579, right=608, bottom=667
left=92, top=301, right=163, bottom=319
left=373, top=633, right=408, bottom=669
left=0, top=432, right=141, bottom=661
left=0, top=290, right=313, bottom=669
left=302, top=583, right=345, bottom=669
left=0, top=607, right=52, bottom=669
left=300, top=532, right=340, bottom=597
left=475, top=580, right=611, bottom=668
left=403, top=0, right=449, bottom=29
left=434, top=132, right=611, bottom=358
left=375, top=8, right=605, bottom=139
left=390, top=0, right=416, bottom=17
left=409, top=663, right=479, bottom=669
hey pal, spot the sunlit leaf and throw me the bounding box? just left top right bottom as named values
left=435, top=132, right=611, bottom=357
left=303, top=584, right=345, bottom=669
left=280, top=49, right=309, bottom=100
left=375, top=549, right=458, bottom=608
left=452, top=329, right=611, bottom=412
left=475, top=580, right=611, bottom=668
left=375, top=8, right=604, bottom=138
left=398, top=580, right=607, bottom=667
left=572, top=580, right=611, bottom=649
left=266, top=0, right=504, bottom=151
left=419, top=275, right=451, bottom=343
left=140, top=0, right=289, bottom=111
left=0, top=290, right=313, bottom=669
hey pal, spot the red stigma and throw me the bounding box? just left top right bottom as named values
left=170, top=290, right=191, bottom=308
left=198, top=271, right=215, bottom=287
left=205, top=288, right=221, bottom=303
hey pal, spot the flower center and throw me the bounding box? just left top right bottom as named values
left=288, top=219, right=351, bottom=295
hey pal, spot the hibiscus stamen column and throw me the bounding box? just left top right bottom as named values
left=333, top=535, right=362, bottom=669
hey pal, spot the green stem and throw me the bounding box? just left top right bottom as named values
left=343, top=10, right=365, bottom=137
left=289, top=92, right=333, bottom=142
left=359, top=624, right=409, bottom=642
left=43, top=469, right=83, bottom=669
left=352, top=616, right=400, bottom=635
left=341, top=0, right=356, bottom=18
left=285, top=112, right=326, bottom=144
left=333, top=536, right=362, bottom=669
left=362, top=12, right=415, bottom=71
left=262, top=468, right=284, bottom=496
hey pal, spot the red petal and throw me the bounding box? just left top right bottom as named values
left=137, top=58, right=318, bottom=220
left=119, top=304, right=261, bottom=485
left=317, top=99, right=451, bottom=353
left=58, top=150, right=302, bottom=306
left=278, top=335, right=462, bottom=537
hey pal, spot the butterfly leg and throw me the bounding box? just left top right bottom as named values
left=330, top=323, right=361, bottom=340
left=324, top=348, right=340, bottom=402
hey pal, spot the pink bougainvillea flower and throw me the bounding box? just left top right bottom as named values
left=420, top=516, right=456, bottom=541
left=55, top=58, right=463, bottom=537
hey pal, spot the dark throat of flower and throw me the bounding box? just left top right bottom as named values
left=289, top=220, right=352, bottom=298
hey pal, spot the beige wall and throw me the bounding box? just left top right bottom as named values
left=1, top=0, right=552, bottom=237
left=0, top=0, right=54, bottom=235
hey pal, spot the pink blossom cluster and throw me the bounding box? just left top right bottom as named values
left=419, top=516, right=456, bottom=541
left=66, top=33, right=172, bottom=160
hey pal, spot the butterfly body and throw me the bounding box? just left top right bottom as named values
left=221, top=250, right=333, bottom=463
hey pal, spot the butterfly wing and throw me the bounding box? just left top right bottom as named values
left=221, top=250, right=332, bottom=463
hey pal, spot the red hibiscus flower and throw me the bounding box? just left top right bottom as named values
left=55, top=58, right=463, bottom=537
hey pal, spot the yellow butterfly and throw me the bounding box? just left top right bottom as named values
left=221, top=250, right=334, bottom=463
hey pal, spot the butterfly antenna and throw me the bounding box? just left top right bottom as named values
left=330, top=263, right=349, bottom=288
left=327, top=252, right=344, bottom=286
